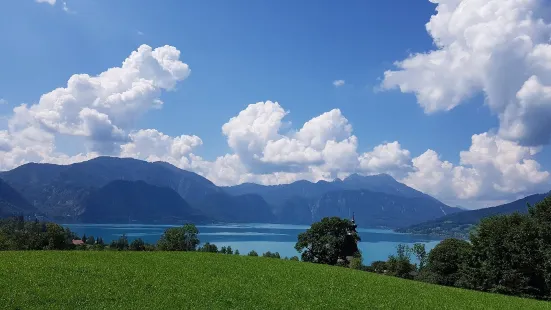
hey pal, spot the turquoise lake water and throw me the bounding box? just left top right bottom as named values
left=64, top=223, right=444, bottom=264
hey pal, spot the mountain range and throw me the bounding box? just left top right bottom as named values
left=0, top=156, right=461, bottom=227
left=397, top=192, right=551, bottom=238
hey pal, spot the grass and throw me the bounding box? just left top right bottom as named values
left=1, top=252, right=550, bottom=310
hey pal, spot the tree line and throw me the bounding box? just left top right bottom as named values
left=308, top=195, right=551, bottom=301
left=0, top=219, right=300, bottom=260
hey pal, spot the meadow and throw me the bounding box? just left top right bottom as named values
left=1, top=252, right=550, bottom=309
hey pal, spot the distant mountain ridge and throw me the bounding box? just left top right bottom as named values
left=397, top=192, right=551, bottom=238
left=0, top=157, right=271, bottom=223
left=225, top=173, right=461, bottom=228
left=0, top=178, right=38, bottom=218
left=81, top=180, right=208, bottom=224
left=1, top=156, right=459, bottom=227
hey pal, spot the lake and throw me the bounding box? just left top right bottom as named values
left=64, top=223, right=444, bottom=264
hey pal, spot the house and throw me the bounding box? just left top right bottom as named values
left=72, top=239, right=85, bottom=246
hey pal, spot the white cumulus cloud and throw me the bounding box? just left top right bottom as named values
left=381, top=0, right=551, bottom=146
left=0, top=44, right=190, bottom=168
left=333, top=80, right=345, bottom=87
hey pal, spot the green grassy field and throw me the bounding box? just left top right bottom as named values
left=0, top=252, right=549, bottom=310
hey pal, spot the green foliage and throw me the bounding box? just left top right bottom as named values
left=368, top=261, right=387, bottom=274
left=426, top=238, right=472, bottom=287
left=262, top=251, right=281, bottom=259
left=130, top=238, right=146, bottom=251
left=386, top=244, right=416, bottom=279
left=0, top=217, right=76, bottom=251
left=234, top=249, right=240, bottom=255
left=465, top=213, right=546, bottom=297
left=110, top=234, right=129, bottom=251
left=86, top=236, right=95, bottom=245
left=247, top=250, right=258, bottom=257
left=349, top=256, right=363, bottom=270
left=295, top=217, right=360, bottom=265
left=412, top=243, right=427, bottom=270
left=0, top=252, right=546, bottom=309
left=156, top=224, right=199, bottom=251
left=198, top=242, right=218, bottom=253
left=290, top=256, right=299, bottom=261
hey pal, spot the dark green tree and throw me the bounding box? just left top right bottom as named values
left=295, top=217, right=360, bottom=265
left=386, top=244, right=416, bottom=279
left=130, top=238, right=146, bottom=251
left=247, top=250, right=258, bottom=257
left=157, top=224, right=199, bottom=251
left=199, top=242, right=218, bottom=253
left=110, top=234, right=129, bottom=251
left=426, top=238, right=472, bottom=287
left=234, top=249, right=240, bottom=255
left=412, top=243, right=428, bottom=270
left=464, top=213, right=545, bottom=297
left=262, top=251, right=281, bottom=259
left=86, top=236, right=95, bottom=245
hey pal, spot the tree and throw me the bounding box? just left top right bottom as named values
left=529, top=195, right=551, bottom=296
left=81, top=234, right=87, bottom=242
left=295, top=217, right=360, bottom=265
left=386, top=244, right=416, bottom=279
left=226, top=246, right=233, bottom=255
left=110, top=234, right=129, bottom=251
left=262, top=251, right=281, bottom=259
left=290, top=256, right=299, bottom=261
left=412, top=243, right=427, bottom=270
left=199, top=242, right=218, bottom=253
left=426, top=238, right=472, bottom=287
left=234, top=249, right=240, bottom=255
left=349, top=252, right=363, bottom=270
left=45, top=223, right=68, bottom=250
left=130, top=238, right=146, bottom=251
left=86, top=236, right=95, bottom=245
left=247, top=250, right=258, bottom=257
left=464, top=213, right=545, bottom=297
left=157, top=224, right=199, bottom=251
left=368, top=261, right=387, bottom=274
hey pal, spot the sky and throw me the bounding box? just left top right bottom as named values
left=1, top=0, right=551, bottom=209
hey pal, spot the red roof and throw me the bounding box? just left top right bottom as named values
left=72, top=240, right=85, bottom=245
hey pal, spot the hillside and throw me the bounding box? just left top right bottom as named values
left=225, top=173, right=460, bottom=228
left=224, top=173, right=435, bottom=206
left=276, top=189, right=459, bottom=228
left=0, top=252, right=548, bottom=310
left=0, top=157, right=459, bottom=227
left=398, top=192, right=551, bottom=238
left=0, top=178, right=37, bottom=218
left=81, top=180, right=208, bottom=224
left=0, top=157, right=272, bottom=223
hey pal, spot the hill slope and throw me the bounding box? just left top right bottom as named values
left=0, top=178, right=37, bottom=218
left=0, top=252, right=547, bottom=310
left=224, top=173, right=436, bottom=206
left=0, top=157, right=273, bottom=223
left=276, top=189, right=459, bottom=228
left=398, top=192, right=551, bottom=237
left=226, top=173, right=460, bottom=228
left=81, top=180, right=208, bottom=224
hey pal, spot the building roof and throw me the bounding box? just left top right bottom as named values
left=72, top=239, right=85, bottom=245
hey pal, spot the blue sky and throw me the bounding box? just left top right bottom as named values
left=1, top=0, right=551, bottom=208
